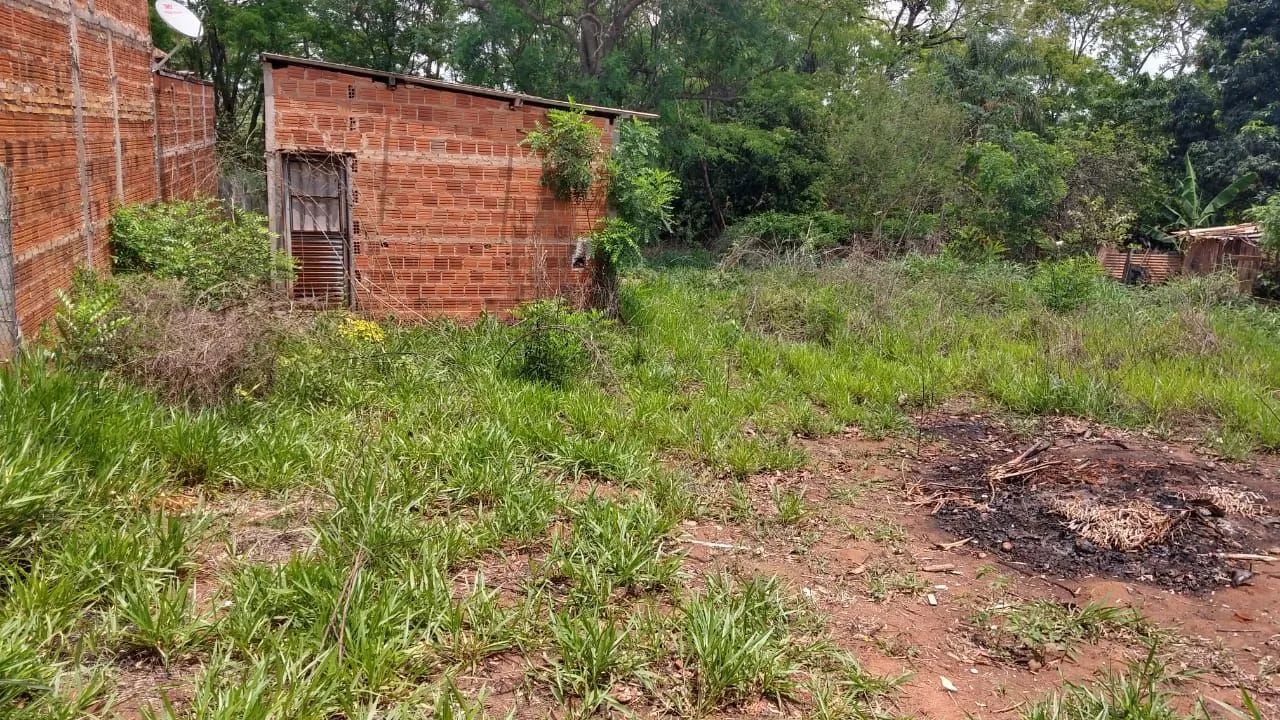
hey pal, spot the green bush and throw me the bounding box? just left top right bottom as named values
left=722, top=211, right=854, bottom=265
left=51, top=269, right=129, bottom=369
left=590, top=217, right=643, bottom=271
left=1030, top=257, right=1103, bottom=312
left=511, top=299, right=596, bottom=387
left=607, top=119, right=679, bottom=251
left=960, top=132, right=1071, bottom=255
left=1248, top=192, right=1280, bottom=254
left=110, top=200, right=290, bottom=307
left=941, top=227, right=1007, bottom=263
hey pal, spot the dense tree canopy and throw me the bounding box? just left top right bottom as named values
left=158, top=0, right=1280, bottom=254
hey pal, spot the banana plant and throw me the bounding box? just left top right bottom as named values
left=1164, top=153, right=1257, bottom=231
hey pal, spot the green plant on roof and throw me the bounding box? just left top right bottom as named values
left=521, top=104, right=603, bottom=202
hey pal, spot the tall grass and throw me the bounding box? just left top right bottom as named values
left=3, top=256, right=1277, bottom=714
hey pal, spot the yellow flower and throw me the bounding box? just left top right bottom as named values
left=336, top=316, right=386, bottom=344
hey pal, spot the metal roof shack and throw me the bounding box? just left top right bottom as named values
left=1098, top=223, right=1268, bottom=292
left=1175, top=223, right=1265, bottom=293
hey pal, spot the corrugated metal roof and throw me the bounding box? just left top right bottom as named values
left=261, top=53, right=659, bottom=120
left=1174, top=222, right=1261, bottom=245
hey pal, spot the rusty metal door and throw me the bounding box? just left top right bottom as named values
left=284, top=155, right=350, bottom=306
left=0, top=166, right=17, bottom=356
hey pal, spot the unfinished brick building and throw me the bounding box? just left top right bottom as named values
left=262, top=54, right=655, bottom=319
left=0, top=0, right=215, bottom=354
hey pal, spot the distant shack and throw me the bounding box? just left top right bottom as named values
left=1098, top=223, right=1266, bottom=293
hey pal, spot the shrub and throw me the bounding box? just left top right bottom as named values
left=590, top=217, right=643, bottom=272
left=941, top=227, right=1007, bottom=263
left=960, top=132, right=1071, bottom=255
left=51, top=269, right=129, bottom=369
left=110, top=200, right=290, bottom=307
left=1249, top=192, right=1280, bottom=254
left=607, top=119, right=679, bottom=249
left=1029, top=257, right=1103, bottom=312
left=721, top=211, right=854, bottom=267
left=511, top=299, right=596, bottom=387
left=54, top=275, right=295, bottom=405
left=522, top=106, right=603, bottom=202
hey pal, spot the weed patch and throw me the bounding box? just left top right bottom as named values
left=973, top=600, right=1150, bottom=665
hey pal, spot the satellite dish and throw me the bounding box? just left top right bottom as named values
left=155, top=0, right=202, bottom=39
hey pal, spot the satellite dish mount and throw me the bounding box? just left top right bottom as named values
left=152, top=0, right=203, bottom=72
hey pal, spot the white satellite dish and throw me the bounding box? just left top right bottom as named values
left=155, top=0, right=203, bottom=39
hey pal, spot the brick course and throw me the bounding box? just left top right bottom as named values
left=1, top=0, right=215, bottom=342
left=264, top=58, right=651, bottom=320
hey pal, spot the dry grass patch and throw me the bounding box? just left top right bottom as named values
left=1048, top=496, right=1177, bottom=552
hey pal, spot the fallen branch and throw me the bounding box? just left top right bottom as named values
left=681, top=538, right=752, bottom=551
left=988, top=460, right=1064, bottom=482
left=1008, top=439, right=1051, bottom=467
left=1216, top=553, right=1277, bottom=563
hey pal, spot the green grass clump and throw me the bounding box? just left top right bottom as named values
left=1020, top=647, right=1266, bottom=720
left=975, top=600, right=1152, bottom=661
left=679, top=574, right=803, bottom=711
left=550, top=495, right=680, bottom=607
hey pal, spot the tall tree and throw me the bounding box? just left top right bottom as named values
left=1175, top=0, right=1280, bottom=205
left=460, top=0, right=655, bottom=79
left=308, top=0, right=457, bottom=75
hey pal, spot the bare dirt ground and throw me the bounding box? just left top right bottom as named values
left=679, top=409, right=1280, bottom=719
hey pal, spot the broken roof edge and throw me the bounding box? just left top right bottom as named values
left=1173, top=222, right=1262, bottom=245
left=261, top=53, right=659, bottom=121
left=154, top=68, right=214, bottom=86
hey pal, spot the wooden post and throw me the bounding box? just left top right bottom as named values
left=0, top=166, right=17, bottom=357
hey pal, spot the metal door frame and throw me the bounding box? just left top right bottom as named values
left=281, top=153, right=354, bottom=307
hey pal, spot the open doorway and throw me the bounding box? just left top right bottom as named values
left=283, top=154, right=351, bottom=307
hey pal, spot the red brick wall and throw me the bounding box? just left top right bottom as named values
left=0, top=0, right=215, bottom=340
left=155, top=71, right=217, bottom=200
left=266, top=63, right=609, bottom=319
